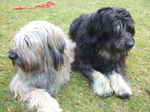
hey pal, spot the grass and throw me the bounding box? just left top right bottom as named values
left=0, top=0, right=150, bottom=112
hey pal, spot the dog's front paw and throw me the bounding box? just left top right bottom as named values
left=92, top=71, right=113, bottom=97
left=109, top=72, right=132, bottom=99
left=38, top=96, right=62, bottom=112
left=40, top=105, right=62, bottom=112
left=28, top=89, right=62, bottom=112
left=112, top=84, right=132, bottom=99
left=38, top=100, right=62, bottom=112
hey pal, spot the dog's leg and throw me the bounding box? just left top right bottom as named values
left=90, top=70, right=113, bottom=97
left=26, top=89, right=62, bottom=112
left=9, top=74, right=62, bottom=112
left=75, top=65, right=113, bottom=97
left=109, top=71, right=132, bottom=99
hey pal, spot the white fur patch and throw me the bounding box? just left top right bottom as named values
left=9, top=72, right=28, bottom=101
left=109, top=71, right=132, bottom=97
left=27, top=89, right=62, bottom=112
left=92, top=71, right=113, bottom=97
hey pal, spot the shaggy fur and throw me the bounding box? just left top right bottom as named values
left=69, top=7, right=135, bottom=99
left=9, top=21, right=75, bottom=112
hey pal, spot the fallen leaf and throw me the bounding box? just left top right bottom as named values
left=8, top=108, right=11, bottom=112
left=76, top=101, right=81, bottom=105
left=145, top=89, right=150, bottom=95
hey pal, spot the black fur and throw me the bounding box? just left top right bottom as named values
left=69, top=7, right=135, bottom=98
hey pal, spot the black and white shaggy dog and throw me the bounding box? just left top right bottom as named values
left=69, top=7, right=135, bottom=99
left=9, top=21, right=75, bottom=112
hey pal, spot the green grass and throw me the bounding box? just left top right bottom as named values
left=0, top=0, right=150, bottom=112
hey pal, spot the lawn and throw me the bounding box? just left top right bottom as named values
left=0, top=0, right=150, bottom=112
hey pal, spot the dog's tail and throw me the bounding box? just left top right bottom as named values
left=64, top=37, right=76, bottom=63
left=24, top=89, right=62, bottom=112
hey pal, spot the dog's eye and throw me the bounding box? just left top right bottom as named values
left=127, top=26, right=135, bottom=35
left=24, top=37, right=32, bottom=48
left=24, top=38, right=30, bottom=47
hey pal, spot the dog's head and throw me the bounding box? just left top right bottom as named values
left=9, top=35, right=45, bottom=72
left=9, top=21, right=66, bottom=73
left=87, top=7, right=135, bottom=53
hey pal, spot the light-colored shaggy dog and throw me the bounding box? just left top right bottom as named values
left=9, top=21, right=75, bottom=112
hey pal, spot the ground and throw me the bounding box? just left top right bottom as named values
left=0, top=0, right=150, bottom=112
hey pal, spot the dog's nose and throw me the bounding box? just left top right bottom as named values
left=126, top=41, right=134, bottom=49
left=9, top=52, right=18, bottom=60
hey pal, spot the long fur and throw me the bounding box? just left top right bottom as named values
left=69, top=7, right=135, bottom=99
left=9, top=20, right=75, bottom=112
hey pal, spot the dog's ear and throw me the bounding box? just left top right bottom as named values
left=87, top=7, right=117, bottom=41
left=87, top=8, right=108, bottom=37
left=46, top=26, right=66, bottom=71
left=48, top=45, right=64, bottom=71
